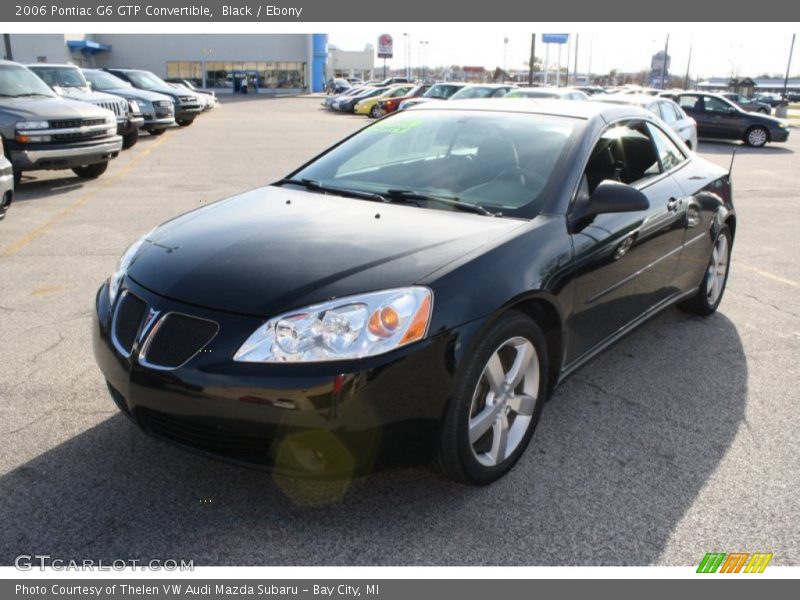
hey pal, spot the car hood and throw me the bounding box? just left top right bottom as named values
left=56, top=88, right=123, bottom=102
left=127, top=186, right=524, bottom=317
left=101, top=88, right=173, bottom=103
left=0, top=96, right=112, bottom=120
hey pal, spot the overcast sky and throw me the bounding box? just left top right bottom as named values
left=329, top=26, right=798, bottom=79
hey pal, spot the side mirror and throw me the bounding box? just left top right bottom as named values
left=726, top=106, right=736, bottom=114
left=570, top=180, right=650, bottom=224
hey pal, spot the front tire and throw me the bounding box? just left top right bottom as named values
left=176, top=118, right=194, bottom=127
left=148, top=128, right=167, bottom=136
left=745, top=126, right=768, bottom=147
left=122, top=128, right=139, bottom=150
left=678, top=226, right=732, bottom=316
left=432, top=311, right=548, bottom=485
left=72, top=161, right=109, bottom=179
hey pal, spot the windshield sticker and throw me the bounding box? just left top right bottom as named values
left=370, top=119, right=424, bottom=134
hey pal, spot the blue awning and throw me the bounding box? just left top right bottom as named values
left=67, top=40, right=111, bottom=55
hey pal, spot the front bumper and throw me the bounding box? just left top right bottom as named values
left=771, top=127, right=790, bottom=143
left=0, top=159, right=13, bottom=218
left=9, top=137, right=123, bottom=171
left=176, top=105, right=202, bottom=119
left=117, top=116, right=145, bottom=136
left=92, top=278, right=465, bottom=477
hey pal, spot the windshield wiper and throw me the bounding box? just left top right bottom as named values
left=275, top=178, right=388, bottom=203
left=385, top=189, right=500, bottom=217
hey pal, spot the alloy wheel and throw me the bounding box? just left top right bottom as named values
left=706, top=233, right=729, bottom=305
left=468, top=336, right=539, bottom=467
left=747, top=127, right=767, bottom=147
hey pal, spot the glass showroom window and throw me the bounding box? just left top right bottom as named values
left=166, top=61, right=202, bottom=83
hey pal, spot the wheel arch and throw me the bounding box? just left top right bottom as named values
left=453, top=292, right=565, bottom=397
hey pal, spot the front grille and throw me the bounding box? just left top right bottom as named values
left=137, top=407, right=273, bottom=462
left=141, top=313, right=218, bottom=369
left=93, top=99, right=127, bottom=117
left=48, top=117, right=106, bottom=129
left=112, top=292, right=147, bottom=355
left=52, top=130, right=108, bottom=142
left=153, top=100, right=173, bottom=108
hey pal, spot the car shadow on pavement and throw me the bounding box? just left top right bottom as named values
left=0, top=309, right=746, bottom=566
left=698, top=140, right=794, bottom=155
left=12, top=176, right=88, bottom=203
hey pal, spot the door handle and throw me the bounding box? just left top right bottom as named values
left=667, top=197, right=681, bottom=212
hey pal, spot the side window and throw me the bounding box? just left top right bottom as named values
left=646, top=123, right=687, bottom=171
left=582, top=121, right=662, bottom=194
left=658, top=102, right=678, bottom=124
left=703, top=96, right=731, bottom=114
left=678, top=95, right=701, bottom=111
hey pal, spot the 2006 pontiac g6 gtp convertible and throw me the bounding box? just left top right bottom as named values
left=93, top=99, right=735, bottom=485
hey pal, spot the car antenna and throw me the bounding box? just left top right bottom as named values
left=728, top=149, right=736, bottom=176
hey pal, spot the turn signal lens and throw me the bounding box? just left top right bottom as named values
left=400, top=294, right=432, bottom=344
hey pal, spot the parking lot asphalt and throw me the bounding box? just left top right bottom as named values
left=0, top=97, right=798, bottom=566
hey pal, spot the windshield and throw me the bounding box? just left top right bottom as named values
left=451, top=87, right=504, bottom=100
left=286, top=110, right=577, bottom=219
left=424, top=84, right=461, bottom=99
left=0, top=65, right=57, bottom=97
left=125, top=70, right=168, bottom=89
left=28, top=66, right=87, bottom=89
left=507, top=89, right=557, bottom=98
left=83, top=70, right=131, bottom=90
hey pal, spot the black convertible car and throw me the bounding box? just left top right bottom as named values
left=93, top=100, right=735, bottom=485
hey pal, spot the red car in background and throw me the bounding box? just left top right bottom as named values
left=374, top=84, right=431, bottom=117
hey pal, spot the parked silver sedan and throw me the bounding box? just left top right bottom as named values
left=592, top=94, right=698, bottom=150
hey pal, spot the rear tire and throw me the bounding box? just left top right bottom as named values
left=72, top=161, right=109, bottom=179
left=678, top=226, right=732, bottom=316
left=369, top=105, right=380, bottom=118
left=431, top=311, right=548, bottom=485
left=122, top=128, right=139, bottom=150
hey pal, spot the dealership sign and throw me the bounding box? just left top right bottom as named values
left=378, top=34, right=393, bottom=58
left=542, top=33, right=569, bottom=44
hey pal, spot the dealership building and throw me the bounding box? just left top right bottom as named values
left=3, top=33, right=331, bottom=93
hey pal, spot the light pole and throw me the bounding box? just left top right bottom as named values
left=419, top=41, right=429, bottom=81
left=684, top=41, right=692, bottom=90
left=403, top=33, right=409, bottom=80
left=783, top=33, right=796, bottom=101
left=503, top=37, right=509, bottom=73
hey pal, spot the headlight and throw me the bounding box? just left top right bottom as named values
left=108, top=230, right=155, bottom=305
left=16, top=120, right=49, bottom=130
left=778, top=122, right=788, bottom=129
left=105, top=115, right=116, bottom=126
left=234, top=287, right=433, bottom=363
